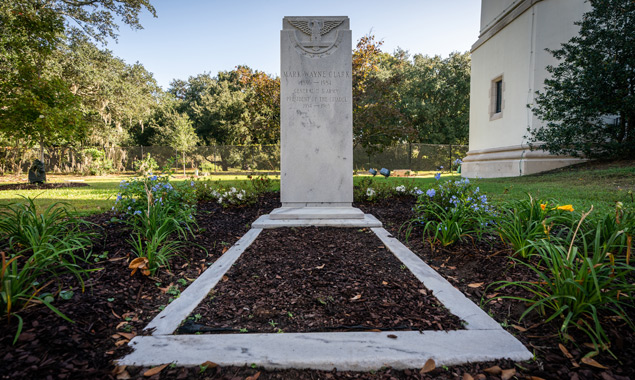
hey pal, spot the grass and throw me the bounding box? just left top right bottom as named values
left=0, top=163, right=633, bottom=215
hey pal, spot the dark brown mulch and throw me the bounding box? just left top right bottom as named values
left=0, top=192, right=633, bottom=380
left=0, top=193, right=280, bottom=380
left=182, top=227, right=463, bottom=334
left=0, top=181, right=90, bottom=191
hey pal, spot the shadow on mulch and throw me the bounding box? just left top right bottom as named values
left=0, top=193, right=633, bottom=380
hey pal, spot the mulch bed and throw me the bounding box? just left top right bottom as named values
left=181, top=227, right=463, bottom=334
left=0, top=182, right=90, bottom=191
left=0, top=192, right=633, bottom=380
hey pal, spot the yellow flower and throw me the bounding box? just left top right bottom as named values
left=556, top=205, right=574, bottom=212
left=540, top=203, right=547, bottom=211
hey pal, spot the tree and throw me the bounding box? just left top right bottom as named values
left=399, top=52, right=471, bottom=145
left=0, top=1, right=85, bottom=160
left=45, top=0, right=156, bottom=44
left=352, top=35, right=413, bottom=153
left=236, top=66, right=280, bottom=145
left=0, top=0, right=157, bottom=170
left=148, top=94, right=198, bottom=175
left=527, top=0, right=635, bottom=159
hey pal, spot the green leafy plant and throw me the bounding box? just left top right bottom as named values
left=0, top=196, right=95, bottom=263
left=489, top=208, right=635, bottom=352
left=194, top=179, right=258, bottom=208
left=402, top=178, right=491, bottom=246
left=419, top=203, right=478, bottom=246
left=80, top=148, right=113, bottom=176
left=248, top=174, right=272, bottom=195
left=494, top=194, right=576, bottom=258
left=127, top=200, right=194, bottom=276
left=133, top=153, right=158, bottom=175
left=114, top=170, right=197, bottom=224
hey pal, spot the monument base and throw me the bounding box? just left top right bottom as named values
left=270, top=207, right=364, bottom=220
left=253, top=207, right=381, bottom=228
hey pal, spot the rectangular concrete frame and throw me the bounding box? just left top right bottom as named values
left=119, top=227, right=532, bottom=370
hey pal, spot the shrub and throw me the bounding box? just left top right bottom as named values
left=490, top=209, right=635, bottom=352
left=402, top=177, right=492, bottom=246
left=194, top=176, right=270, bottom=208
left=248, top=174, right=273, bottom=196
left=114, top=173, right=196, bottom=223
left=353, top=178, right=421, bottom=202
left=133, top=153, right=159, bottom=176
left=81, top=148, right=113, bottom=176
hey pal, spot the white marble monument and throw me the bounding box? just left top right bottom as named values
left=253, top=16, right=380, bottom=228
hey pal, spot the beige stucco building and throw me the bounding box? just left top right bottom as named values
left=461, top=0, right=591, bottom=178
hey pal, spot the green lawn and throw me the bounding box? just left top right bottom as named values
left=0, top=164, right=633, bottom=216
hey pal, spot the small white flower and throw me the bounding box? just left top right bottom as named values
left=366, top=188, right=376, bottom=197
left=237, top=192, right=244, bottom=200
left=395, top=185, right=406, bottom=193
left=217, top=197, right=224, bottom=204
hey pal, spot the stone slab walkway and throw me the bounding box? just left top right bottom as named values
left=119, top=224, right=532, bottom=370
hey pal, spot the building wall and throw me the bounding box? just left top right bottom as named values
left=462, top=0, right=591, bottom=178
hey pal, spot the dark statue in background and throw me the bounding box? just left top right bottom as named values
left=28, top=159, right=46, bottom=184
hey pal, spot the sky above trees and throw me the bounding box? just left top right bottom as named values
left=105, top=0, right=480, bottom=89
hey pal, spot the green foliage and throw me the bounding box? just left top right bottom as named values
left=527, top=0, right=635, bottom=158
left=399, top=52, right=471, bottom=145
left=114, top=172, right=197, bottom=223
left=353, top=177, right=420, bottom=202
left=0, top=196, right=94, bottom=262
left=126, top=201, right=192, bottom=276
left=0, top=196, right=95, bottom=343
left=490, top=210, right=635, bottom=352
left=0, top=0, right=158, bottom=155
left=80, top=148, right=113, bottom=175
left=133, top=153, right=159, bottom=175
left=194, top=174, right=273, bottom=207
left=352, top=35, right=413, bottom=152
left=248, top=174, right=273, bottom=196
left=419, top=203, right=479, bottom=246
left=494, top=195, right=577, bottom=258
left=403, top=177, right=491, bottom=246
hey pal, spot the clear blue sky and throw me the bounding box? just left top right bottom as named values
left=106, top=0, right=481, bottom=89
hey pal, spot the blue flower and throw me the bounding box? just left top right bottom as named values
left=133, top=210, right=142, bottom=215
left=426, top=189, right=436, bottom=197
left=127, top=206, right=132, bottom=210
left=149, top=175, right=158, bottom=181
left=414, top=188, right=424, bottom=195
left=439, top=166, right=444, bottom=169
left=454, top=158, right=463, bottom=165
left=434, top=173, right=441, bottom=181
left=190, top=181, right=195, bottom=187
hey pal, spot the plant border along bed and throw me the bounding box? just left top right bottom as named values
left=118, top=215, right=531, bottom=370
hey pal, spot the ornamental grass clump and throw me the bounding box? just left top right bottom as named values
left=402, top=177, right=492, bottom=246
left=494, top=194, right=577, bottom=259
left=0, top=196, right=95, bottom=266
left=0, top=197, right=95, bottom=343
left=489, top=207, right=635, bottom=353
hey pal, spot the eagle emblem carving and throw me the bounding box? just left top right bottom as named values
left=288, top=19, right=345, bottom=44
